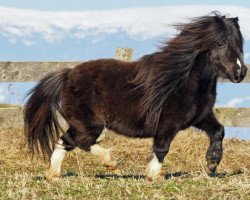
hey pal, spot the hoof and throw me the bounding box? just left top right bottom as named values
left=104, top=162, right=121, bottom=175
left=207, top=162, right=218, bottom=173
left=145, top=166, right=164, bottom=182
left=108, top=167, right=121, bottom=175
left=146, top=174, right=165, bottom=182
left=45, top=169, right=61, bottom=182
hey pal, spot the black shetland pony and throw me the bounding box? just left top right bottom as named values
left=24, top=13, right=247, bottom=181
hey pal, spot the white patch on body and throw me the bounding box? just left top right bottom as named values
left=145, top=153, right=163, bottom=179
left=45, top=139, right=66, bottom=180
left=237, top=58, right=242, bottom=68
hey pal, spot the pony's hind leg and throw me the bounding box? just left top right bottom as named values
left=90, top=144, right=119, bottom=173
left=80, top=128, right=119, bottom=174
left=67, top=124, right=119, bottom=174
left=45, top=124, right=119, bottom=180
left=45, top=130, right=75, bottom=181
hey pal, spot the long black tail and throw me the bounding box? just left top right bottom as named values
left=24, top=68, right=71, bottom=159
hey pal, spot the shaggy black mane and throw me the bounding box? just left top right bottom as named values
left=132, top=12, right=244, bottom=132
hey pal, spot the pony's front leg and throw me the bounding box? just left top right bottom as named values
left=195, top=112, right=225, bottom=173
left=146, top=132, right=176, bottom=181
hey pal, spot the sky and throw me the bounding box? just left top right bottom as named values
left=1, top=0, right=250, bottom=10
left=0, top=0, right=249, bottom=139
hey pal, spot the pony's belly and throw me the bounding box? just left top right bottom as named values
left=105, top=123, right=154, bottom=138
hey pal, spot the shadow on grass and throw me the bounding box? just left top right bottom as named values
left=32, top=169, right=244, bottom=181
left=95, top=174, right=145, bottom=179
left=93, top=169, right=244, bottom=180
left=63, top=171, right=78, bottom=177
left=208, top=169, right=244, bottom=178
left=33, top=176, right=45, bottom=181
left=94, top=171, right=190, bottom=180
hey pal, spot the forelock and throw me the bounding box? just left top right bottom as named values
left=173, top=13, right=243, bottom=53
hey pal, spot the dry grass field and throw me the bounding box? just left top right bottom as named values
left=0, top=128, right=249, bottom=199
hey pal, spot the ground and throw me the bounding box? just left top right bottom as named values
left=0, top=128, right=249, bottom=199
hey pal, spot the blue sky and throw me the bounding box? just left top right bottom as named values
left=1, top=0, right=250, bottom=10
left=0, top=1, right=249, bottom=139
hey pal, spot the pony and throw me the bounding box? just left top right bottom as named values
left=24, top=13, right=247, bottom=181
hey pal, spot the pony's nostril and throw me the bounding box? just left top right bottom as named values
left=235, top=65, right=241, bottom=75
left=236, top=68, right=241, bottom=75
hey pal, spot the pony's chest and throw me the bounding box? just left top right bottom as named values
left=192, top=86, right=217, bottom=124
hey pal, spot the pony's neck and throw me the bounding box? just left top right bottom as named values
left=188, top=54, right=218, bottom=95
left=193, top=53, right=218, bottom=82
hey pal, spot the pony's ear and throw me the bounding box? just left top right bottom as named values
left=230, top=17, right=239, bottom=22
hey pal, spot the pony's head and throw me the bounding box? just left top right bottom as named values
left=175, top=13, right=247, bottom=82
left=209, top=16, right=247, bottom=82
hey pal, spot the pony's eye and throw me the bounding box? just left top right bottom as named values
left=218, top=42, right=223, bottom=48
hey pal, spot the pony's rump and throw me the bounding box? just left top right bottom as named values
left=24, top=68, right=71, bottom=158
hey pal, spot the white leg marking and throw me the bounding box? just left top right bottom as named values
left=45, top=139, right=66, bottom=181
left=237, top=58, right=242, bottom=68
left=90, top=144, right=119, bottom=173
left=90, top=144, right=113, bottom=165
left=145, top=153, right=163, bottom=180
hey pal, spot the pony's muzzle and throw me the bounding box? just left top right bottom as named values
left=232, top=63, right=247, bottom=83
left=240, top=64, right=248, bottom=80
